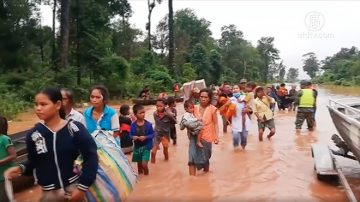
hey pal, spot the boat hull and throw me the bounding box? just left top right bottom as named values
left=328, top=99, right=360, bottom=161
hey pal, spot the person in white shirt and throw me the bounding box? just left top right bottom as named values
left=229, top=85, right=252, bottom=150
left=61, top=88, right=86, bottom=126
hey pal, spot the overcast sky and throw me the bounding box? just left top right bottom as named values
left=40, top=0, right=360, bottom=79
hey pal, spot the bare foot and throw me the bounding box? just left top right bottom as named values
left=197, top=142, right=204, bottom=148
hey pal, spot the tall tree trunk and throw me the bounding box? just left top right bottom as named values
left=243, top=60, right=247, bottom=78
left=168, top=0, right=175, bottom=77
left=59, top=0, right=71, bottom=68
left=147, top=0, right=151, bottom=51
left=52, top=0, right=57, bottom=69
left=147, top=0, right=155, bottom=51
left=39, top=13, right=44, bottom=64
left=76, top=0, right=81, bottom=85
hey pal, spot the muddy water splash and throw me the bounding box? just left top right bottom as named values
left=12, top=85, right=360, bottom=201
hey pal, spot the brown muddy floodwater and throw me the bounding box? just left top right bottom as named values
left=11, top=85, right=360, bottom=201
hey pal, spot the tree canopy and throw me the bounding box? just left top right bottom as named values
left=0, top=1, right=290, bottom=118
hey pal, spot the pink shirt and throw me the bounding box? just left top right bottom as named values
left=194, top=105, right=218, bottom=142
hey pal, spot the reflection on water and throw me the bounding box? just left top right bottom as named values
left=12, top=85, right=360, bottom=201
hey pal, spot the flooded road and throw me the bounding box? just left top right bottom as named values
left=11, top=85, right=360, bottom=201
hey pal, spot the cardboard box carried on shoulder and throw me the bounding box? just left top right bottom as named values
left=182, top=79, right=206, bottom=100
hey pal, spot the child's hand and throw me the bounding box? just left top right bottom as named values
left=133, top=136, right=139, bottom=140
left=139, top=136, right=146, bottom=141
left=4, top=166, right=22, bottom=180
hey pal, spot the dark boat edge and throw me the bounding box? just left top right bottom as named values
left=327, top=101, right=360, bottom=162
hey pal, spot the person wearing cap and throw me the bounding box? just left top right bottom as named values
left=294, top=81, right=317, bottom=130
left=239, top=79, right=247, bottom=90
left=189, top=87, right=201, bottom=105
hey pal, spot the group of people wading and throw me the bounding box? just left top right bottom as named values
left=0, top=80, right=317, bottom=201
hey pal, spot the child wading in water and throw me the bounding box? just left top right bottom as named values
left=167, top=97, right=178, bottom=145
left=5, top=87, right=98, bottom=202
left=253, top=87, right=276, bottom=141
left=119, top=104, right=134, bottom=154
left=130, top=104, right=154, bottom=175
left=152, top=99, right=176, bottom=163
left=180, top=100, right=204, bottom=148
left=0, top=116, right=17, bottom=202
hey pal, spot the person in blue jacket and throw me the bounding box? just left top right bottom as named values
left=130, top=104, right=154, bottom=175
left=5, top=87, right=98, bottom=202
left=83, top=85, right=120, bottom=138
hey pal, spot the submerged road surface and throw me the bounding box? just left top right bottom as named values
left=13, top=85, right=360, bottom=201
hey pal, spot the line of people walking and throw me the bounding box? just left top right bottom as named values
left=0, top=80, right=318, bottom=201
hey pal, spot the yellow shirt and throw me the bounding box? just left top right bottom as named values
left=253, top=96, right=275, bottom=120
left=244, top=92, right=254, bottom=107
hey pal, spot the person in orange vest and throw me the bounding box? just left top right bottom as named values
left=173, top=83, right=180, bottom=97
left=277, top=83, right=289, bottom=110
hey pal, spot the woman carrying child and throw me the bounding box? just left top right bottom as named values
left=221, top=85, right=252, bottom=150
left=180, top=100, right=204, bottom=175
left=193, top=88, right=219, bottom=173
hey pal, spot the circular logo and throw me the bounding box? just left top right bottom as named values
left=304, top=11, right=325, bottom=32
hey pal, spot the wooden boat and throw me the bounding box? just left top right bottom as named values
left=10, top=130, right=35, bottom=192
left=327, top=99, right=360, bottom=160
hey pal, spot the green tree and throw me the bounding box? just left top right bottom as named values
left=191, top=43, right=212, bottom=82
left=181, top=63, right=197, bottom=83
left=219, top=24, right=243, bottom=48
left=112, top=20, right=142, bottom=60
left=0, top=0, right=39, bottom=73
left=173, top=9, right=212, bottom=67
left=146, top=0, right=162, bottom=51
left=167, top=0, right=175, bottom=77
left=257, top=37, right=280, bottom=83
left=278, top=61, right=286, bottom=82
left=286, top=68, right=299, bottom=82
left=59, top=0, right=71, bottom=68
left=209, top=49, right=222, bottom=84
left=302, top=52, right=319, bottom=79
left=219, top=25, right=263, bottom=81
